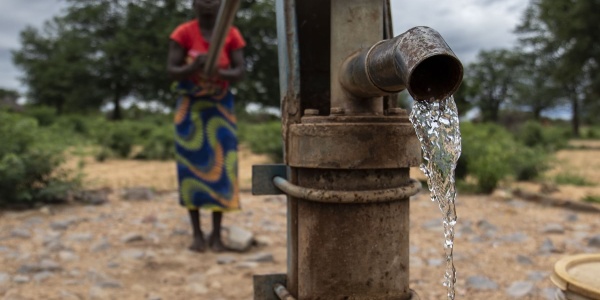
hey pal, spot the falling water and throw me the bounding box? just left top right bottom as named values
left=409, top=96, right=461, bottom=300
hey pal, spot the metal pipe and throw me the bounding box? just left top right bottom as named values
left=339, top=26, right=463, bottom=101
left=273, top=176, right=420, bottom=203
left=274, top=283, right=296, bottom=300
left=204, top=0, right=241, bottom=75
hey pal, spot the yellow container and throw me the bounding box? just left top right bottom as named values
left=551, top=254, right=600, bottom=300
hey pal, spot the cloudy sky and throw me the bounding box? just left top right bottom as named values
left=0, top=0, right=529, bottom=94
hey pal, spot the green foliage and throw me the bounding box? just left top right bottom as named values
left=0, top=111, right=79, bottom=205
left=21, top=105, right=57, bottom=127
left=459, top=122, right=550, bottom=193
left=514, top=121, right=570, bottom=151
left=134, top=125, right=176, bottom=160
left=583, top=195, right=600, bottom=204
left=238, top=121, right=282, bottom=162
left=553, top=173, right=595, bottom=187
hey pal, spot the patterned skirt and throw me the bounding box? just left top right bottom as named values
left=174, top=85, right=239, bottom=211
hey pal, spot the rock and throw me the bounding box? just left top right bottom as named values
left=89, top=286, right=108, bottom=300
left=0, top=272, right=9, bottom=285
left=476, top=220, right=497, bottom=232
left=147, top=294, right=162, bottom=300
left=427, top=258, right=443, bottom=267
left=24, top=217, right=43, bottom=225
left=187, top=283, right=208, bottom=295
left=539, top=287, right=558, bottom=300
left=74, top=189, right=110, bottom=205
left=542, top=223, right=565, bottom=234
left=121, top=187, right=155, bottom=201
left=235, top=261, right=258, bottom=269
left=121, top=233, right=144, bottom=243
left=18, top=259, right=61, bottom=273
left=13, top=275, right=30, bottom=284
left=506, top=281, right=535, bottom=298
left=97, top=280, right=122, bottom=289
left=10, top=228, right=31, bottom=239
left=540, top=238, right=563, bottom=254
left=466, top=275, right=498, bottom=290
left=527, top=271, right=548, bottom=282
left=588, top=234, right=600, bottom=248
left=67, top=233, right=93, bottom=242
left=142, top=215, right=158, bottom=224
left=60, top=291, right=83, bottom=300
left=59, top=250, right=79, bottom=262
left=409, top=256, right=423, bottom=267
left=500, top=232, right=528, bottom=243
left=516, top=255, right=534, bottom=265
left=120, top=249, right=145, bottom=260
left=565, top=213, right=578, bottom=222
left=90, top=239, right=111, bottom=252
left=216, top=255, right=236, bottom=265
left=421, top=219, right=440, bottom=230
left=107, top=261, right=120, bottom=269
left=33, top=271, right=53, bottom=282
left=540, top=183, right=559, bottom=194
left=245, top=252, right=274, bottom=263
left=224, top=226, right=254, bottom=252
left=50, top=218, right=80, bottom=230
left=253, top=235, right=273, bottom=247
left=491, top=189, right=512, bottom=200
left=171, top=228, right=189, bottom=236
left=39, top=205, right=53, bottom=215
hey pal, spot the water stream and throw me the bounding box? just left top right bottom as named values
left=409, top=96, right=462, bottom=300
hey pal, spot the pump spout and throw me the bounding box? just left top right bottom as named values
left=339, top=26, right=463, bottom=101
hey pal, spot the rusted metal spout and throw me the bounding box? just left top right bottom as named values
left=339, top=26, right=463, bottom=101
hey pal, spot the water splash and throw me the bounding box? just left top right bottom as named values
left=409, top=96, right=461, bottom=300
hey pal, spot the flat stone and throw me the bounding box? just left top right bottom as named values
left=466, top=275, right=498, bottom=290
left=60, top=291, right=83, bottom=300
left=565, top=213, right=578, bottom=222
left=476, top=220, right=497, bottom=232
left=427, top=258, right=443, bottom=266
left=121, top=187, right=155, bottom=201
left=253, top=235, right=272, bottom=247
left=147, top=294, right=162, bottom=300
left=235, top=261, right=258, bottom=269
left=67, top=233, right=93, bottom=242
left=516, top=255, right=534, bottom=265
left=540, top=287, right=557, bottom=300
left=542, top=223, right=565, bottom=234
left=59, top=251, right=79, bottom=262
left=540, top=238, right=563, bottom=254
left=224, top=226, right=254, bottom=252
left=500, top=232, right=528, bottom=243
left=18, top=259, right=61, bottom=273
left=121, top=233, right=144, bottom=243
left=120, top=249, right=145, bottom=260
left=527, top=271, right=548, bottom=282
left=24, top=217, right=44, bottom=225
left=33, top=271, right=53, bottom=282
left=410, top=256, right=423, bottom=267
left=96, top=280, right=122, bottom=288
left=13, top=275, right=30, bottom=284
left=187, top=283, right=208, bottom=295
left=89, top=286, right=108, bottom=300
left=506, top=281, right=535, bottom=298
left=245, top=252, right=274, bottom=263
left=588, top=234, right=600, bottom=248
left=421, top=219, right=440, bottom=230
left=0, top=272, right=9, bottom=285
left=90, top=239, right=111, bottom=252
left=216, top=255, right=236, bottom=265
left=50, top=219, right=76, bottom=230
left=171, top=228, right=189, bottom=236
left=10, top=229, right=31, bottom=239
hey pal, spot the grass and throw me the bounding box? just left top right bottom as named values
left=583, top=195, right=600, bottom=204
left=553, top=173, right=595, bottom=186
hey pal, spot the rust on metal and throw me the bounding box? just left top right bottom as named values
left=273, top=176, right=420, bottom=203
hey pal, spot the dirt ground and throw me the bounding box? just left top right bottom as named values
left=0, top=142, right=599, bottom=300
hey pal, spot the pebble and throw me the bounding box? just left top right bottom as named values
left=588, top=234, right=600, bottom=248
left=0, top=272, right=9, bottom=285
left=121, top=233, right=144, bottom=243
left=59, top=250, right=79, bottom=262
left=476, top=220, right=497, bottom=232
left=527, top=271, right=548, bottom=282
left=516, top=255, right=534, bottom=265
left=421, top=219, right=440, bottom=230
left=235, top=261, right=259, bottom=269
left=245, top=252, right=274, bottom=263
left=89, top=286, right=108, bottom=300
left=33, top=271, right=53, bottom=282
left=410, top=256, right=424, bottom=267
left=466, top=275, right=498, bottom=290
left=171, top=228, right=189, bottom=236
left=216, top=255, right=236, bottom=265
left=253, top=235, right=272, bottom=247
left=50, top=218, right=76, bottom=230
left=120, top=249, right=145, bottom=260
left=96, top=280, right=122, bottom=289
left=427, top=258, right=443, bottom=267
left=539, top=238, right=561, bottom=254
left=542, top=223, right=565, bottom=234
left=565, top=213, right=578, bottom=222
left=540, top=287, right=557, bottom=300
left=506, top=281, right=535, bottom=298
left=500, top=232, right=528, bottom=243
left=147, top=295, right=162, bottom=300
left=121, top=186, right=155, bottom=201
left=10, top=228, right=31, bottom=239
left=13, top=275, right=30, bottom=284
left=18, top=259, right=61, bottom=273
left=67, top=232, right=93, bottom=242
left=90, top=239, right=111, bottom=252
left=187, top=283, right=208, bottom=295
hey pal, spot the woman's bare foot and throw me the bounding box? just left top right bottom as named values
left=189, top=235, right=206, bottom=252
left=208, top=232, right=228, bottom=252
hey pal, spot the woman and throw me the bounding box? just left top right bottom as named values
left=167, top=0, right=245, bottom=252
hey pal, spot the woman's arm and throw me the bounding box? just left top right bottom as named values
left=217, top=48, right=245, bottom=83
left=167, top=40, right=205, bottom=80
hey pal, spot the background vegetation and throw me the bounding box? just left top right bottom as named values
left=1, top=0, right=599, bottom=205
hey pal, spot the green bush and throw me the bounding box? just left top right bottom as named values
left=0, top=111, right=79, bottom=205
left=514, top=121, right=570, bottom=151
left=238, top=121, right=283, bottom=162
left=459, top=122, right=550, bottom=193
left=135, top=125, right=175, bottom=160
left=21, top=105, right=57, bottom=127
left=89, top=120, right=137, bottom=160
left=554, top=173, right=595, bottom=186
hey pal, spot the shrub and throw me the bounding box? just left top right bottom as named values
left=89, top=120, right=137, bottom=160
left=583, top=195, right=600, bottom=204
left=238, top=121, right=283, bottom=162
left=135, top=125, right=175, bottom=160
left=0, top=111, right=79, bottom=205
left=514, top=121, right=569, bottom=151
left=553, top=173, right=595, bottom=186
left=21, top=105, right=57, bottom=126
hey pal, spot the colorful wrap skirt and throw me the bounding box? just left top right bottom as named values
left=173, top=81, right=239, bottom=211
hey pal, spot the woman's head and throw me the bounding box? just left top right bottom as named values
left=193, top=0, right=221, bottom=17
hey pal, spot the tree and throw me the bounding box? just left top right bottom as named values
left=462, top=49, right=522, bottom=122
left=516, top=0, right=600, bottom=136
